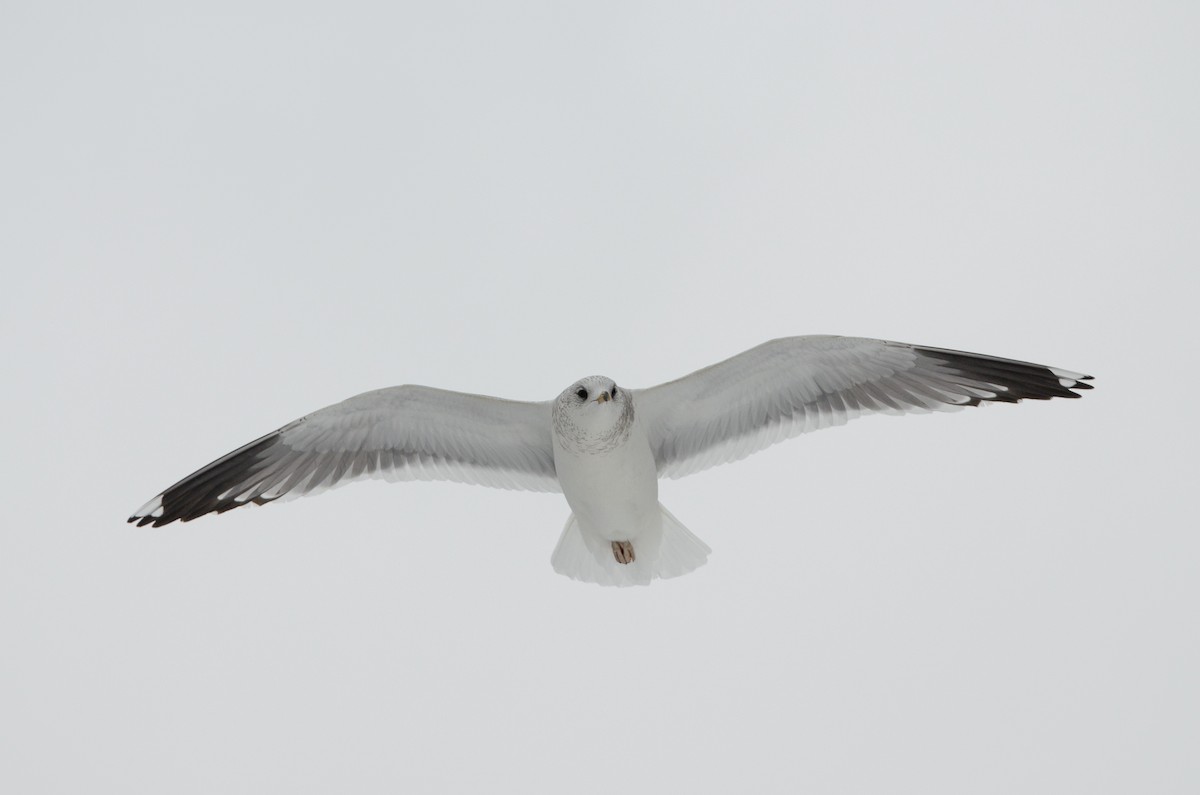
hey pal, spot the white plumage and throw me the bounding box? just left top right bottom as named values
left=129, top=336, right=1092, bottom=586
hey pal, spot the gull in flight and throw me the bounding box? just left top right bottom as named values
left=129, top=336, right=1093, bottom=586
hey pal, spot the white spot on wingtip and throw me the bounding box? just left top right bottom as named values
left=135, top=494, right=164, bottom=518
left=1050, top=366, right=1085, bottom=380
left=1058, top=377, right=1076, bottom=387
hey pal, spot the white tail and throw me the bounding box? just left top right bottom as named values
left=550, top=504, right=711, bottom=587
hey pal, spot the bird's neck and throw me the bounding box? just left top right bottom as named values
left=552, top=399, right=636, bottom=455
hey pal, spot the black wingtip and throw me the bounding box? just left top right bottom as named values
left=128, top=429, right=286, bottom=528
left=914, top=346, right=1095, bottom=404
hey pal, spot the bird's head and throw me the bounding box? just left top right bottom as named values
left=552, top=375, right=633, bottom=453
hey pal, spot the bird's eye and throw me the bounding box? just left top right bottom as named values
left=576, top=388, right=588, bottom=400
left=611, top=384, right=618, bottom=398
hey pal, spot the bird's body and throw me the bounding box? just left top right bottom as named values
left=546, top=376, right=701, bottom=585
left=130, top=336, right=1093, bottom=586
left=553, top=416, right=659, bottom=546
left=551, top=376, right=657, bottom=544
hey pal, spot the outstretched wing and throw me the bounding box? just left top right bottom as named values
left=635, top=336, right=1093, bottom=479
left=129, top=385, right=558, bottom=526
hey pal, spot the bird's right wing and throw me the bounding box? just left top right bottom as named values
left=129, top=385, right=558, bottom=526
left=635, top=335, right=1093, bottom=479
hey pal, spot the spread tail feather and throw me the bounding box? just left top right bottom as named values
left=550, top=504, right=710, bottom=587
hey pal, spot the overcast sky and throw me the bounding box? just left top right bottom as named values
left=2, top=2, right=1197, bottom=793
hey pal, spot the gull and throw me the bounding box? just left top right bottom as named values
left=129, top=336, right=1093, bottom=586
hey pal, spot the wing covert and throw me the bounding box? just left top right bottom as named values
left=634, top=336, right=1093, bottom=479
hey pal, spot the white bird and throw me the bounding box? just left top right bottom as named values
left=129, top=336, right=1093, bottom=586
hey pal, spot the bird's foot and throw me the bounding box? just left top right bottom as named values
left=611, top=540, right=635, bottom=565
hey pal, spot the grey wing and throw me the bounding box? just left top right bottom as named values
left=635, top=335, right=1093, bottom=479
left=129, top=385, right=558, bottom=527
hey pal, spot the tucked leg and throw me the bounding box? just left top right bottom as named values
left=611, top=540, right=635, bottom=564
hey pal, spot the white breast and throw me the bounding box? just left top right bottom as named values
left=552, top=415, right=660, bottom=542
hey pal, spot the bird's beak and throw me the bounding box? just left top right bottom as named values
left=594, top=392, right=611, bottom=404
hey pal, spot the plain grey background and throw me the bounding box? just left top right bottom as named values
left=2, top=2, right=1196, bottom=792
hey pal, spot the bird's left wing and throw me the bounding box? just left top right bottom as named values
left=635, top=335, right=1093, bottom=479
left=129, top=385, right=558, bottom=527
